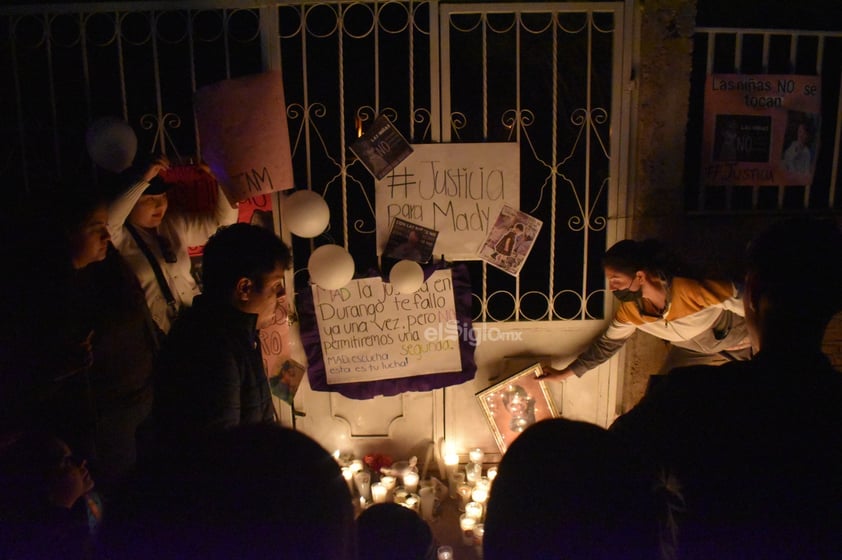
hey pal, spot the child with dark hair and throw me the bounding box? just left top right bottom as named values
left=141, top=224, right=292, bottom=456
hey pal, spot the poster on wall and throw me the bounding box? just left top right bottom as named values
left=477, top=204, right=543, bottom=276
left=701, top=74, right=821, bottom=186
left=194, top=71, right=295, bottom=204
left=297, top=263, right=477, bottom=399
left=375, top=143, right=519, bottom=260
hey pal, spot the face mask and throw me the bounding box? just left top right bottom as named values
left=612, top=276, right=641, bottom=303
left=612, top=287, right=641, bottom=302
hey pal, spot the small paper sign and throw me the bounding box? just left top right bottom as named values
left=382, top=218, right=439, bottom=264
left=350, top=114, right=413, bottom=180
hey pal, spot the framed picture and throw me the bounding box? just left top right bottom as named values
left=475, top=363, right=559, bottom=453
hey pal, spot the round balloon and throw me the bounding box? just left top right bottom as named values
left=389, top=259, right=425, bottom=293
left=85, top=116, right=138, bottom=173
left=283, top=190, right=330, bottom=238
left=308, top=244, right=355, bottom=290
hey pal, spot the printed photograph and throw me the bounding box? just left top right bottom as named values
left=350, top=114, right=414, bottom=180
left=477, top=204, right=543, bottom=276
left=383, top=218, right=439, bottom=263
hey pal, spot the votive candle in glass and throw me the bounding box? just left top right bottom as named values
left=486, top=466, right=498, bottom=481
left=465, top=501, right=484, bottom=521
left=459, top=514, right=477, bottom=546
left=403, top=470, right=419, bottom=493
left=437, top=545, right=454, bottom=560
left=341, top=467, right=354, bottom=494
left=471, top=486, right=489, bottom=504
left=371, top=482, right=387, bottom=504
left=380, top=475, right=396, bottom=492
left=468, top=447, right=485, bottom=465
left=466, top=461, right=482, bottom=484
left=350, top=459, right=364, bottom=473
left=354, top=471, right=372, bottom=501
left=457, top=483, right=473, bottom=510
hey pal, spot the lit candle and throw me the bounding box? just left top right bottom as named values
left=350, top=459, right=363, bottom=473
left=341, top=467, right=354, bottom=494
left=465, top=501, right=484, bottom=521
left=469, top=447, right=484, bottom=465
left=457, top=483, right=473, bottom=510
left=466, top=461, right=482, bottom=484
left=403, top=470, right=419, bottom=493
left=436, top=545, right=454, bottom=560
left=487, top=466, right=498, bottom=481
left=471, top=486, right=489, bottom=504
left=380, top=475, right=396, bottom=492
left=459, top=513, right=477, bottom=546
left=402, top=494, right=419, bottom=512
left=473, top=523, right=485, bottom=547
left=354, top=471, right=372, bottom=501
left=475, top=477, right=491, bottom=493
left=371, top=482, right=387, bottom=504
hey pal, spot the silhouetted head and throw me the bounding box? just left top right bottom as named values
left=744, top=218, right=842, bottom=340
left=101, top=423, right=355, bottom=560
left=484, top=418, right=666, bottom=560
left=356, top=502, right=434, bottom=560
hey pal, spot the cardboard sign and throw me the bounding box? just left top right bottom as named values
left=194, top=71, right=294, bottom=204
left=375, top=143, right=519, bottom=260
left=312, top=270, right=461, bottom=384
left=701, top=74, right=821, bottom=186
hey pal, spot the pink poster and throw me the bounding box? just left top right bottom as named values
left=194, top=71, right=295, bottom=204
left=701, top=74, right=821, bottom=186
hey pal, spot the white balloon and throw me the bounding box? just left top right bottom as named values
left=389, top=259, right=425, bottom=293
left=85, top=116, right=138, bottom=173
left=283, top=190, right=330, bottom=238
left=308, top=244, right=355, bottom=290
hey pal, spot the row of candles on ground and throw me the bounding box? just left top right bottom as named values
left=444, top=446, right=497, bottom=551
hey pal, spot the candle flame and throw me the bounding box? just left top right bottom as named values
left=355, top=115, right=363, bottom=138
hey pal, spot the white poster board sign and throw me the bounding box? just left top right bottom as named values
left=313, top=270, right=461, bottom=384
left=375, top=143, right=519, bottom=260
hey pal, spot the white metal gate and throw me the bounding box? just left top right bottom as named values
left=1, top=1, right=631, bottom=459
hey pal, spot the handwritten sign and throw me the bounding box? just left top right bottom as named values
left=312, top=270, right=461, bottom=384
left=194, top=71, right=294, bottom=204
left=701, top=74, right=821, bottom=186
left=375, top=143, right=519, bottom=260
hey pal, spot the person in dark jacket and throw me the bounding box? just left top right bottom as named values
left=141, top=223, right=291, bottom=456
left=610, top=218, right=842, bottom=560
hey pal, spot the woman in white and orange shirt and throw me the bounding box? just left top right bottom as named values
left=541, top=239, right=752, bottom=382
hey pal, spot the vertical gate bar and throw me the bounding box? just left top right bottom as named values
left=45, top=15, right=61, bottom=175
left=338, top=4, right=348, bottom=246
left=116, top=12, right=129, bottom=122
left=548, top=10, right=558, bottom=320
left=830, top=69, right=842, bottom=208
left=10, top=17, right=30, bottom=192
left=581, top=11, right=593, bottom=320
left=374, top=2, right=380, bottom=114
left=481, top=14, right=489, bottom=321
left=223, top=9, right=231, bottom=78
left=408, top=1, right=415, bottom=140
left=188, top=10, right=200, bottom=156
left=301, top=5, right=312, bottom=190
left=80, top=13, right=93, bottom=179
left=734, top=31, right=742, bottom=72
left=150, top=11, right=165, bottom=155
left=788, top=33, right=797, bottom=72
left=429, top=0, right=441, bottom=142
left=761, top=32, right=769, bottom=73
